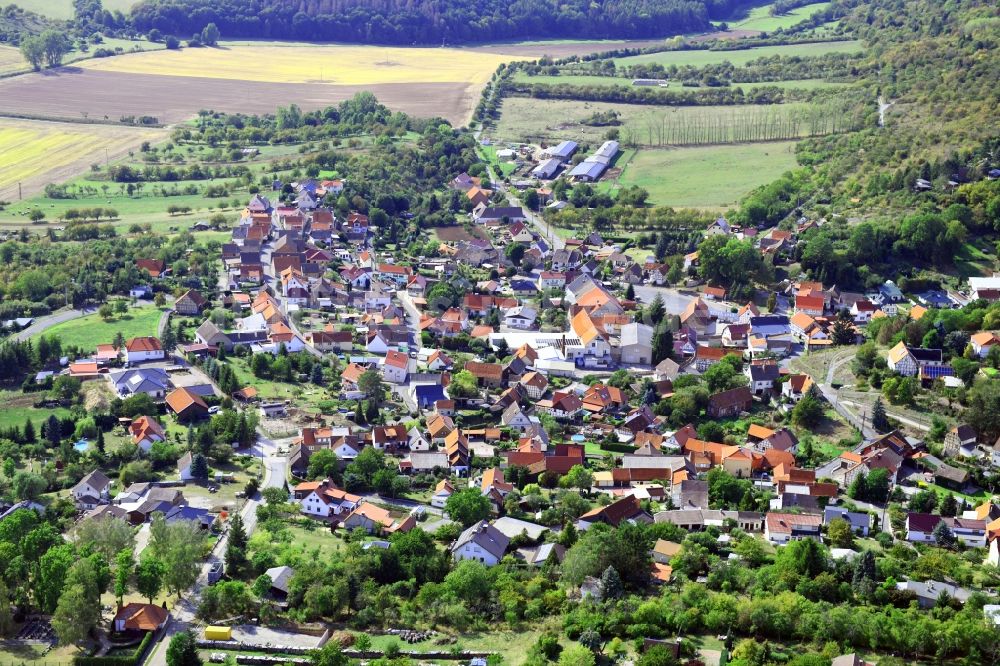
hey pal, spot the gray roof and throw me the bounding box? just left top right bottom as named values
left=491, top=516, right=548, bottom=540
left=76, top=470, right=111, bottom=493
left=452, top=520, right=510, bottom=560
left=896, top=579, right=971, bottom=603
left=824, top=506, right=871, bottom=531
left=406, top=452, right=449, bottom=471
left=621, top=322, right=654, bottom=349
left=568, top=161, right=606, bottom=179
left=265, top=565, right=295, bottom=594
left=621, top=454, right=686, bottom=470
left=546, top=141, right=578, bottom=160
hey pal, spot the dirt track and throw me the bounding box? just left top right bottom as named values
left=0, top=67, right=477, bottom=125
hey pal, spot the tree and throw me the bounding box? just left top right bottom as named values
left=866, top=467, right=890, bottom=503
left=827, top=518, right=854, bottom=548
left=645, top=293, right=665, bottom=326
left=75, top=515, right=136, bottom=561
left=651, top=324, right=673, bottom=365
left=831, top=310, right=856, bottom=345
left=99, top=303, right=114, bottom=321
left=307, top=449, right=339, bottom=480
left=792, top=391, right=824, bottom=428
left=599, top=566, right=623, bottom=600
left=12, top=472, right=46, bottom=501
left=852, top=550, right=877, bottom=592
left=149, top=514, right=202, bottom=597
left=357, top=369, right=384, bottom=404
left=940, top=492, right=959, bottom=517
left=20, top=36, right=45, bottom=70
left=225, top=513, right=250, bottom=579
left=562, top=464, right=593, bottom=491
left=558, top=644, right=596, bottom=666
left=933, top=519, right=955, bottom=548
left=0, top=581, right=13, bottom=638
left=448, top=369, right=479, bottom=399
left=624, top=284, right=635, bottom=301
left=871, top=397, right=890, bottom=433
left=53, top=584, right=96, bottom=645
left=637, top=646, right=678, bottom=666
left=114, top=548, right=134, bottom=605
left=166, top=631, right=202, bottom=666
left=22, top=418, right=35, bottom=443
left=45, top=413, right=62, bottom=445
left=311, top=642, right=348, bottom=666
left=136, top=557, right=165, bottom=603
left=201, top=22, right=220, bottom=46
left=310, top=363, right=324, bottom=385
left=190, top=452, right=209, bottom=480
left=445, top=487, right=491, bottom=527
left=40, top=30, right=70, bottom=68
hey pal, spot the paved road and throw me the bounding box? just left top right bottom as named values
left=484, top=163, right=565, bottom=251
left=12, top=306, right=94, bottom=341
left=631, top=285, right=700, bottom=315
left=144, top=433, right=286, bottom=666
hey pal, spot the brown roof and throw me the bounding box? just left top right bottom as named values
left=126, top=336, right=162, bottom=353
left=464, top=361, right=503, bottom=381
left=165, top=387, right=208, bottom=415
left=115, top=603, right=168, bottom=632
left=579, top=495, right=646, bottom=527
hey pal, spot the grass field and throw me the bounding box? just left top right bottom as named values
left=0, top=390, right=72, bottom=432
left=0, top=118, right=166, bottom=202
left=730, top=1, right=832, bottom=32
left=36, top=303, right=164, bottom=352
left=614, top=39, right=862, bottom=68
left=493, top=97, right=841, bottom=146
left=81, top=42, right=514, bottom=86
left=612, top=141, right=798, bottom=209
left=513, top=71, right=851, bottom=91
left=10, top=0, right=137, bottom=19
left=0, top=45, right=25, bottom=75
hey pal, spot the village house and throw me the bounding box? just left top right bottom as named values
left=175, top=289, right=208, bottom=315
left=293, top=479, right=363, bottom=518
left=765, top=512, right=823, bottom=544
left=887, top=341, right=944, bottom=377
left=71, top=470, right=112, bottom=509
left=707, top=387, right=753, bottom=418
left=125, top=337, right=165, bottom=365
left=381, top=350, right=410, bottom=384
left=452, top=520, right=510, bottom=566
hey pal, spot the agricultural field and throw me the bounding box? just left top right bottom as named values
left=493, top=97, right=857, bottom=146
left=728, top=1, right=833, bottom=32
left=33, top=303, right=164, bottom=352
left=0, top=45, right=25, bottom=75
left=613, top=141, right=800, bottom=209
left=0, top=118, right=166, bottom=202
left=613, top=39, right=862, bottom=68
left=10, top=0, right=137, bottom=19
left=513, top=71, right=852, bottom=91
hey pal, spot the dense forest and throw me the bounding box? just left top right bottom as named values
left=127, top=0, right=755, bottom=44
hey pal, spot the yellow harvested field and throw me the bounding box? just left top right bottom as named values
left=0, top=119, right=165, bottom=200
left=0, top=45, right=25, bottom=75
left=80, top=43, right=514, bottom=86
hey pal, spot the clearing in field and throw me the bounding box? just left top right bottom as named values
left=729, top=1, right=833, bottom=32
left=80, top=42, right=514, bottom=86
left=432, top=225, right=489, bottom=242
left=0, top=118, right=165, bottom=201
left=35, top=304, right=165, bottom=353
left=614, top=39, right=862, bottom=68
left=493, top=98, right=859, bottom=146
left=615, top=141, right=800, bottom=209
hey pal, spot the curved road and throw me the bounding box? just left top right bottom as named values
left=12, top=307, right=94, bottom=341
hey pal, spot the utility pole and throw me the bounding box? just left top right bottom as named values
left=18, top=181, right=21, bottom=200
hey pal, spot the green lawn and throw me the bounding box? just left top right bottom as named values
left=614, top=40, right=863, bottom=68
left=730, top=1, right=833, bottom=32
left=0, top=390, right=72, bottom=432
left=0, top=643, right=80, bottom=666
left=36, top=304, right=164, bottom=352
left=615, top=142, right=799, bottom=209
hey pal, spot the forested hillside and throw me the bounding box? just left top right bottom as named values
left=128, top=0, right=754, bottom=44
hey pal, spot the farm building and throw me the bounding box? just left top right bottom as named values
left=531, top=157, right=562, bottom=180
left=544, top=140, right=578, bottom=162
